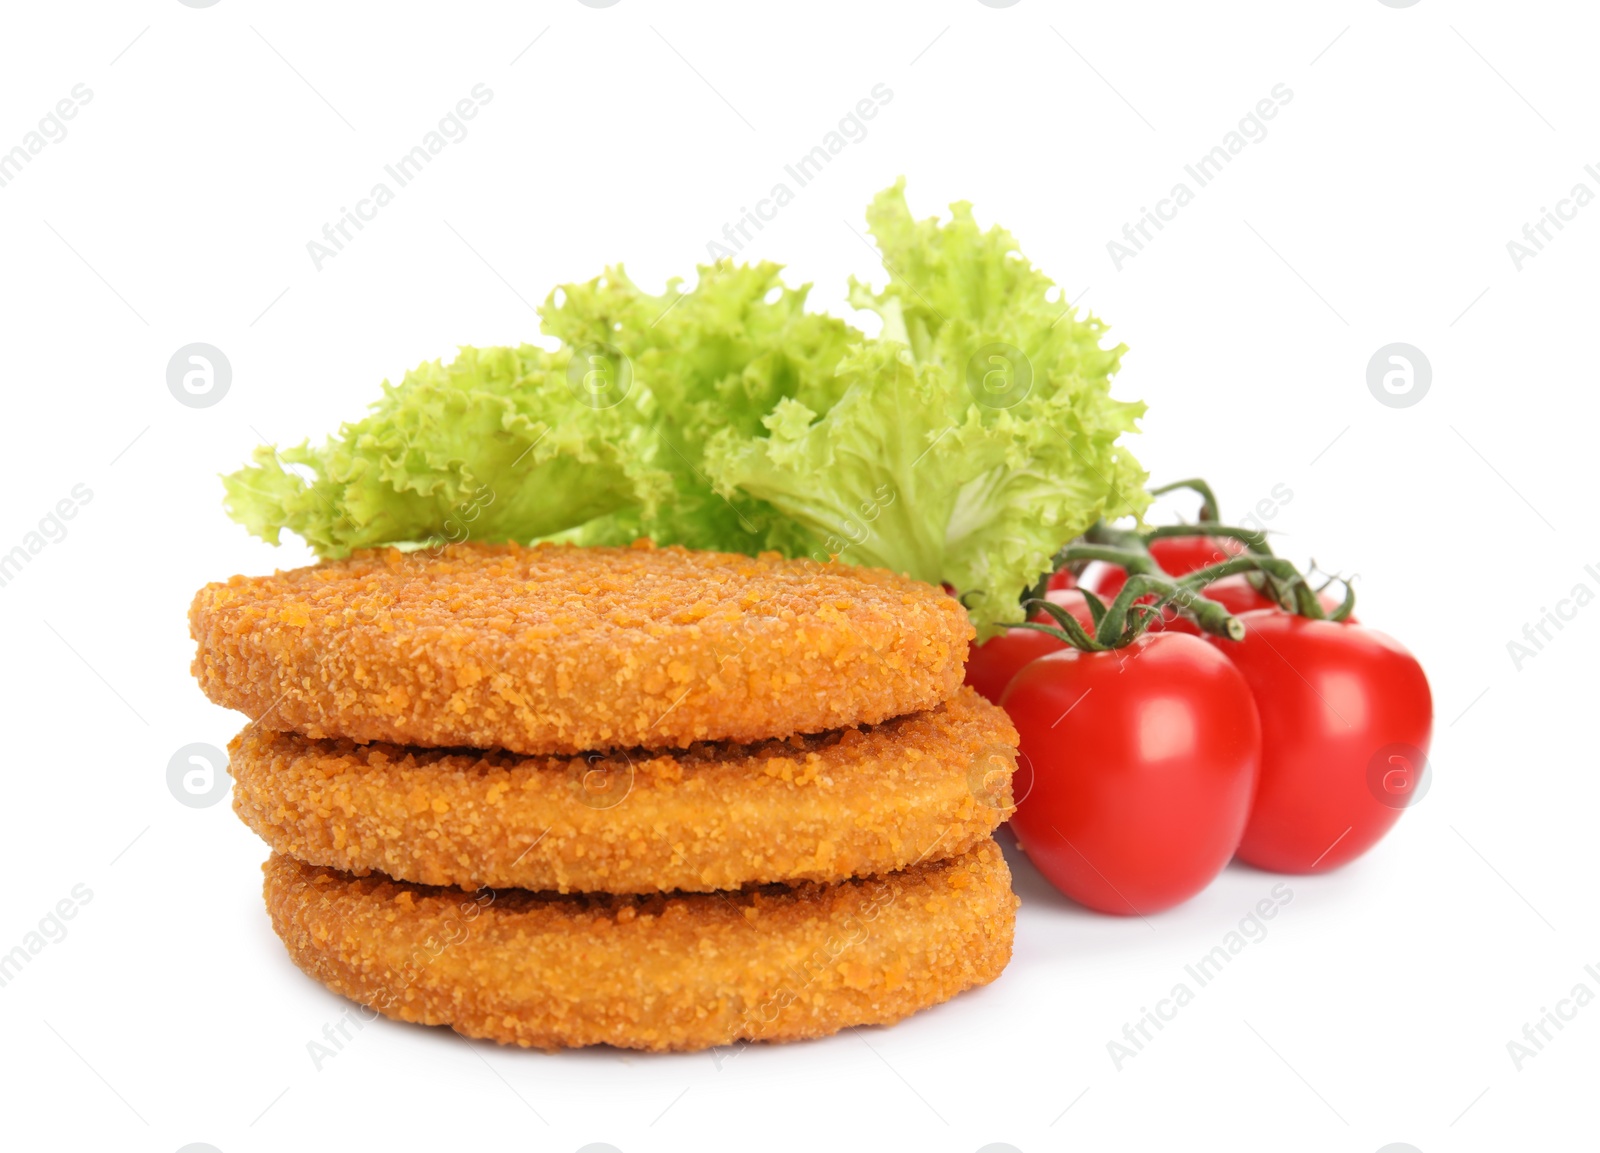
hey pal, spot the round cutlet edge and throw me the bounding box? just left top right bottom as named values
left=262, top=840, right=1017, bottom=1052
left=231, top=686, right=1017, bottom=894
left=190, top=541, right=974, bottom=754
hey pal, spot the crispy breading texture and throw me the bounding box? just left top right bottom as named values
left=232, top=687, right=1017, bottom=894
left=191, top=542, right=973, bottom=754
left=263, top=841, right=1016, bottom=1052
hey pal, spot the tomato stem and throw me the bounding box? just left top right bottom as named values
left=1148, top=478, right=1220, bottom=522
left=1058, top=543, right=1155, bottom=572
left=1029, top=546, right=1248, bottom=647
left=1179, top=554, right=1329, bottom=619
left=1015, top=609, right=1107, bottom=651
left=1143, top=522, right=1274, bottom=556
left=1326, top=578, right=1357, bottom=622
left=1030, top=481, right=1358, bottom=645
left=1111, top=572, right=1246, bottom=641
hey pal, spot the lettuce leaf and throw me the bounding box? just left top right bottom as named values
left=222, top=344, right=664, bottom=558
left=222, top=182, right=1147, bottom=635
left=707, top=182, right=1147, bottom=634
left=539, top=261, right=859, bottom=555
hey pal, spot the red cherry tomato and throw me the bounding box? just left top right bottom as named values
left=1092, top=535, right=1246, bottom=598
left=965, top=628, right=1062, bottom=705
left=1206, top=611, right=1431, bottom=873
left=964, top=591, right=1096, bottom=705
left=1046, top=568, right=1078, bottom=591
left=1001, top=633, right=1261, bottom=915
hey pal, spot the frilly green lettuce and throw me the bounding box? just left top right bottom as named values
left=222, top=344, right=663, bottom=558
left=223, top=183, right=1147, bottom=634
left=538, top=260, right=859, bottom=555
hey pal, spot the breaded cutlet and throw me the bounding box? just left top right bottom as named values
left=232, top=686, right=1017, bottom=894
left=264, top=840, right=1017, bottom=1052
left=191, top=540, right=972, bottom=755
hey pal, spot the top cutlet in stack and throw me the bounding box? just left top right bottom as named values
left=190, top=540, right=1021, bottom=1051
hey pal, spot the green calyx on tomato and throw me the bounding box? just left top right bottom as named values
left=1001, top=630, right=1263, bottom=915
left=1020, top=477, right=1357, bottom=653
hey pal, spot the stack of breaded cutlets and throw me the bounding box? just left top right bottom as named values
left=189, top=540, right=1019, bottom=1052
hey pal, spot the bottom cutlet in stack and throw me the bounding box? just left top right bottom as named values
left=191, top=541, right=1020, bottom=1052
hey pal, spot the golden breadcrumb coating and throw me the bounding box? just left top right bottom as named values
left=263, top=841, right=1016, bottom=1052
left=191, top=541, right=972, bottom=754
left=232, top=687, right=1017, bottom=894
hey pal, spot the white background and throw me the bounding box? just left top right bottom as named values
left=0, top=2, right=1592, bottom=1151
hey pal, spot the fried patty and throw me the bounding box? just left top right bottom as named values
left=263, top=841, right=1015, bottom=1052
left=232, top=687, right=1016, bottom=894
left=191, top=541, right=972, bottom=754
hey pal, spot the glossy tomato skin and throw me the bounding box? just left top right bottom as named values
left=1093, top=536, right=1246, bottom=598
left=1001, top=633, right=1261, bottom=915
left=965, top=628, right=1063, bottom=705
left=1046, top=568, right=1078, bottom=591
left=1208, top=611, right=1431, bottom=874
left=964, top=591, right=1096, bottom=705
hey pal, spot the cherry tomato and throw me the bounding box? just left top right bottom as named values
left=964, top=591, right=1095, bottom=705
left=1046, top=568, right=1078, bottom=591
left=965, top=628, right=1062, bottom=705
left=1206, top=611, right=1431, bottom=873
left=1001, top=633, right=1261, bottom=915
left=1092, top=535, right=1246, bottom=598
